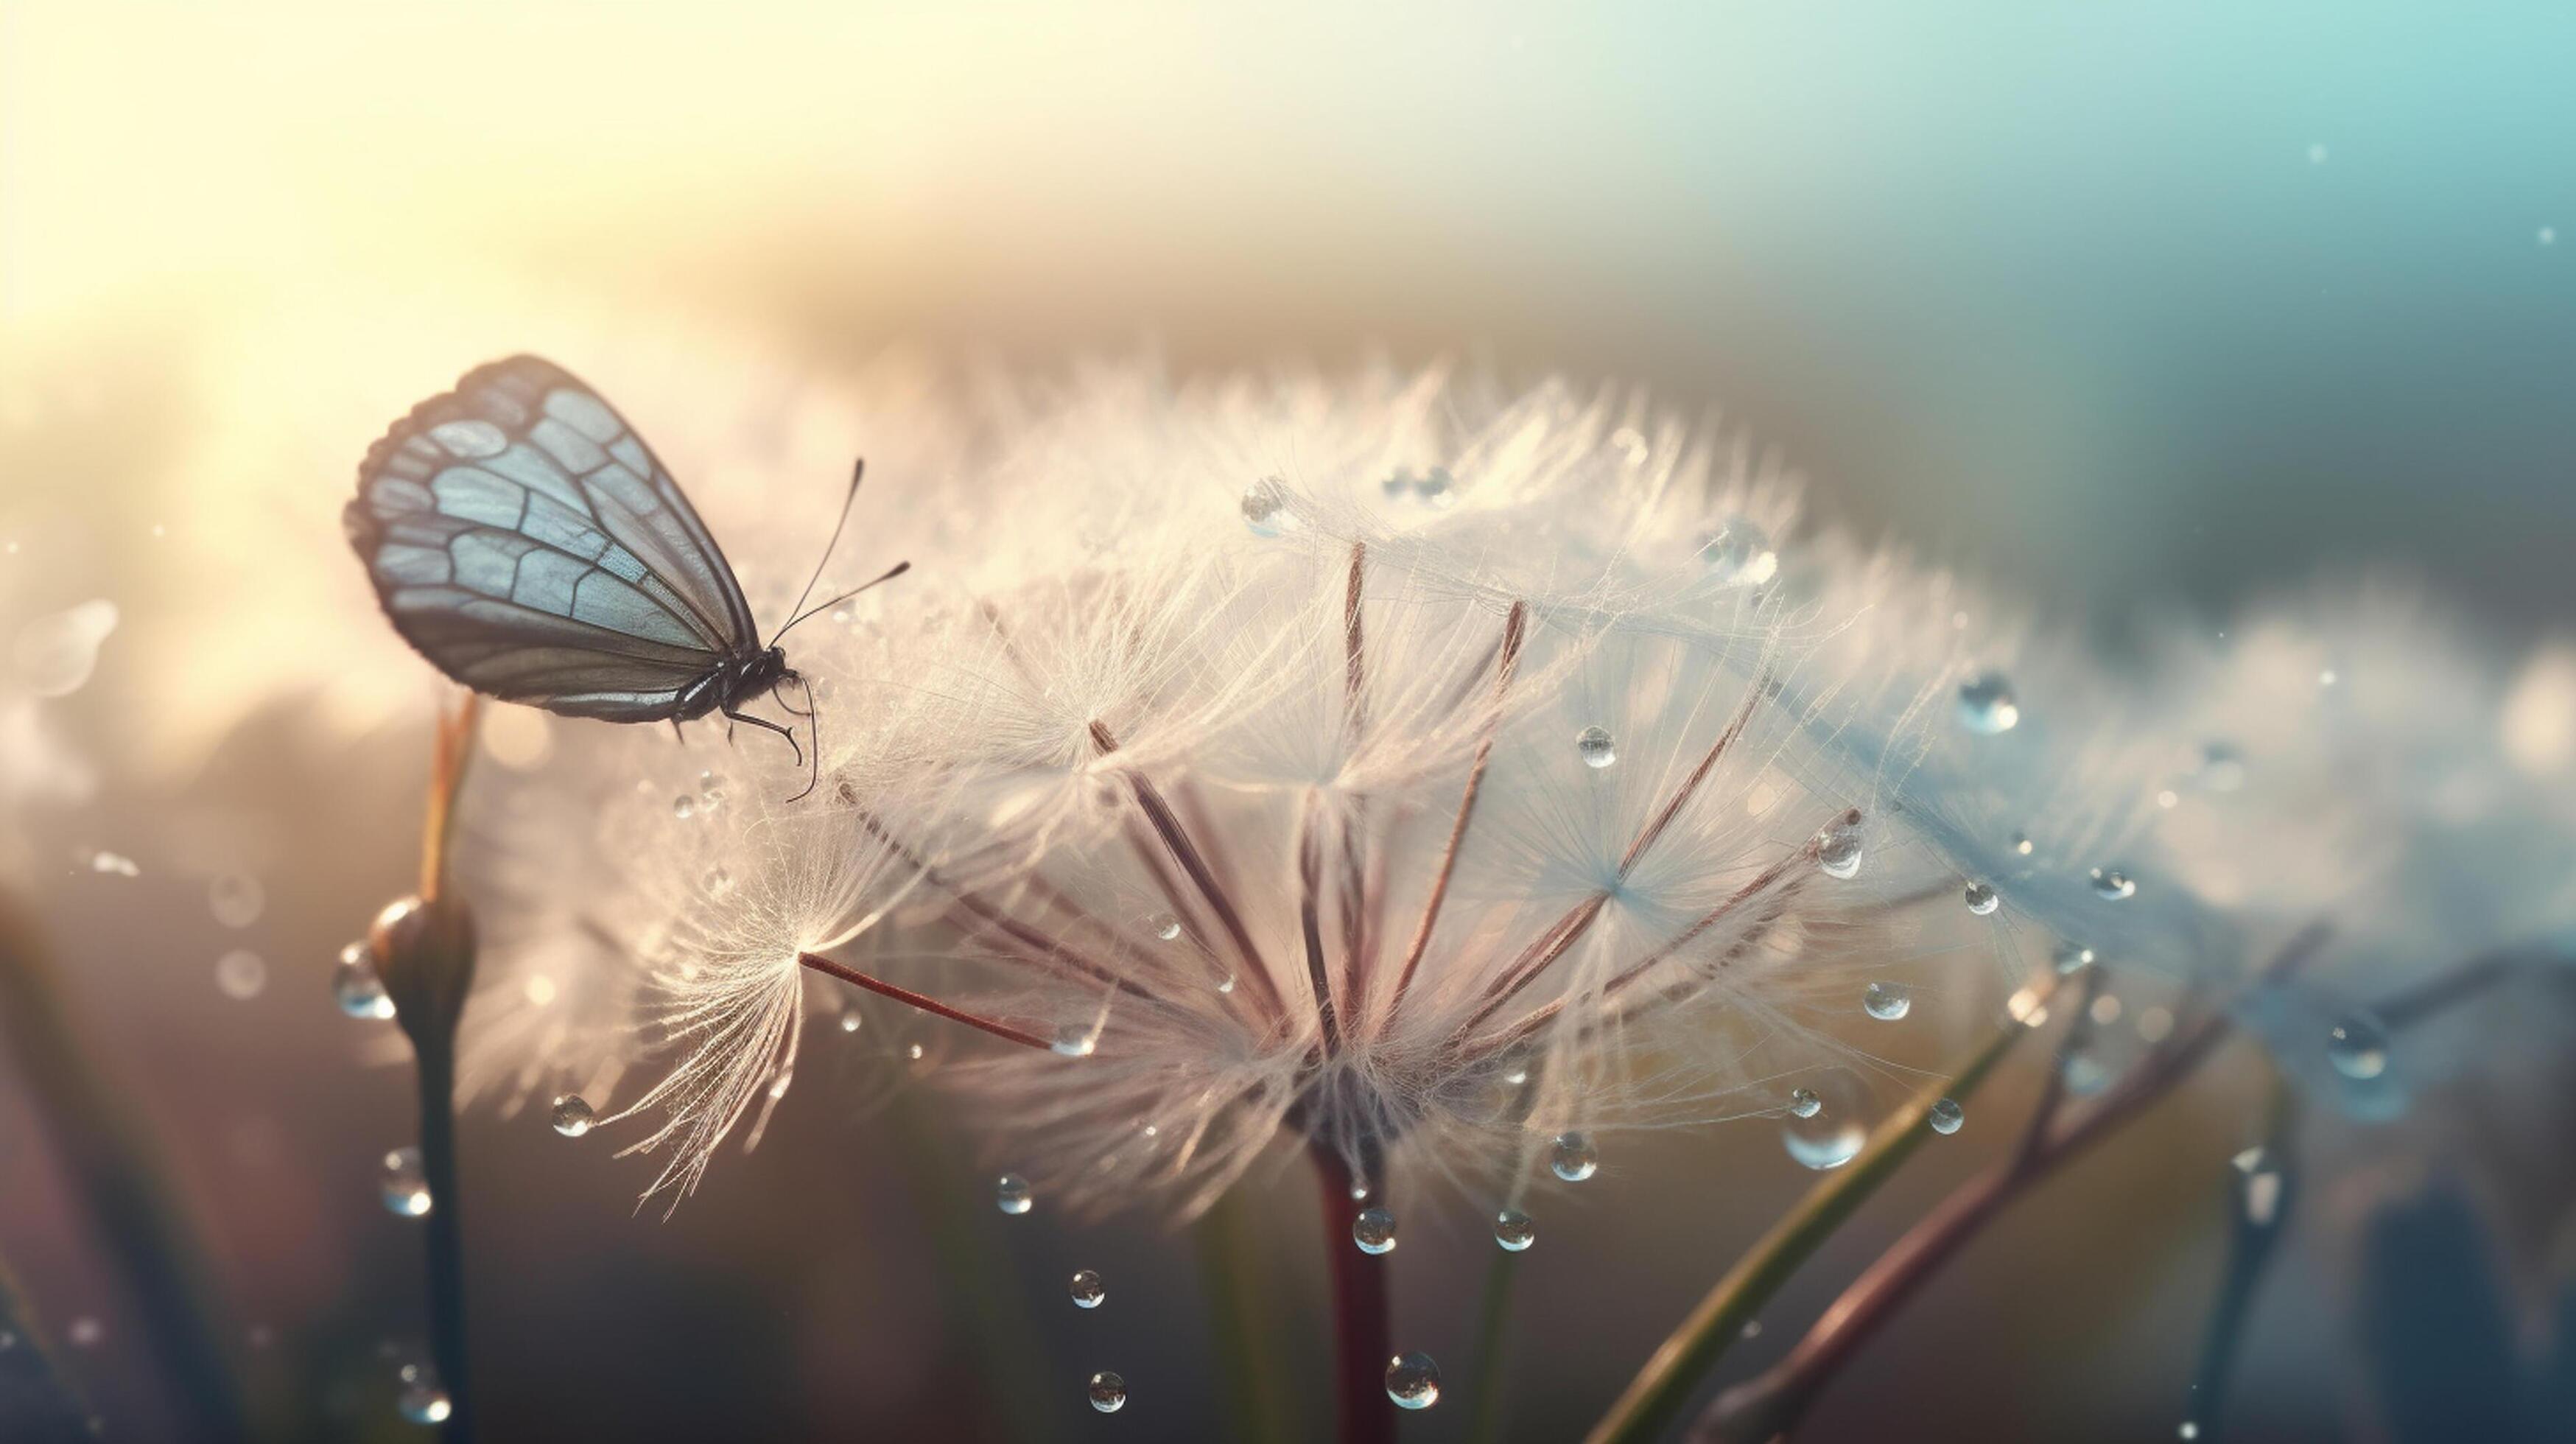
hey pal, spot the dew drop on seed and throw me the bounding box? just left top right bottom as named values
left=379, top=1147, right=431, bottom=1217
left=2326, top=1011, right=2390, bottom=1081
left=1862, top=981, right=1912, bottom=1022
left=1576, top=726, right=1617, bottom=769
left=1352, top=1207, right=1397, bottom=1255
left=1817, top=819, right=1864, bottom=880
left=838, top=1006, right=863, bottom=1034
left=90, top=849, right=140, bottom=877
left=334, top=942, right=396, bottom=1019
left=1963, top=882, right=1999, bottom=916
left=2012, top=832, right=2035, bottom=857
left=1783, top=1118, right=1866, bottom=1170
left=1051, top=1020, right=1101, bottom=1058
left=701, top=867, right=731, bottom=896
left=1928, top=1098, right=1965, bottom=1135
left=550, top=1094, right=594, bottom=1138
left=1548, top=1131, right=1598, bottom=1182
left=907, top=1042, right=926, bottom=1062
left=671, top=796, right=695, bottom=821
left=2052, top=942, right=2097, bottom=975
left=2089, top=866, right=2136, bottom=901
left=1349, top=1181, right=1370, bottom=1202
left=1787, top=1087, right=1822, bottom=1119
left=996, top=1174, right=1033, bottom=1215
left=214, top=950, right=267, bottom=1000
left=1493, top=1208, right=1535, bottom=1252
left=1697, top=519, right=1778, bottom=588
left=1087, top=1371, right=1127, bottom=1413
left=1241, top=477, right=1293, bottom=537
left=1955, top=671, right=2020, bottom=734
left=208, top=873, right=265, bottom=928
left=1148, top=911, right=1182, bottom=942
left=1069, top=1269, right=1106, bottom=1309
left=1385, top=1352, right=1442, bottom=1410
left=1411, top=467, right=1458, bottom=508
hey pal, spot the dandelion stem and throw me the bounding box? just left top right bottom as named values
left=411, top=1028, right=473, bottom=1441
left=795, top=953, right=1056, bottom=1051
left=1582, top=972, right=2054, bottom=1444
left=1312, top=1141, right=1393, bottom=1444
left=1297, top=795, right=1347, bottom=1053
left=1386, top=601, right=1526, bottom=1024
left=1673, top=925, right=2332, bottom=1444
left=0, top=886, right=250, bottom=1441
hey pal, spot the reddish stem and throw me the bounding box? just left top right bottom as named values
left=1313, top=1143, right=1393, bottom=1444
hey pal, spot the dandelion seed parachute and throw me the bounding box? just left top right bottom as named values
left=458, top=358, right=2575, bottom=1210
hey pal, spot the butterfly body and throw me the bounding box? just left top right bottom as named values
left=345, top=355, right=882, bottom=777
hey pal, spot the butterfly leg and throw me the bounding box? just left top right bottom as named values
left=670, top=719, right=687, bottom=746
left=721, top=704, right=806, bottom=771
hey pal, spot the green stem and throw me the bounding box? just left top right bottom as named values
left=2182, top=1076, right=2299, bottom=1440
left=0, top=1252, right=96, bottom=1442
left=1582, top=1000, right=2040, bottom=1444
left=885, top=1091, right=1059, bottom=1442
left=1194, top=1186, right=1299, bottom=1444
left=1464, top=1242, right=1522, bottom=1444
left=0, top=888, right=248, bottom=1440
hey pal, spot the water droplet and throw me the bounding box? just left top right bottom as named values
left=699, top=787, right=724, bottom=816
left=2061, top=1052, right=2110, bottom=1096
left=66, top=1317, right=103, bottom=1348
left=701, top=866, right=731, bottom=896
left=1548, top=1131, right=1598, bottom=1182
left=671, top=796, right=695, bottom=820
left=334, top=942, right=396, bottom=1019
left=1786, top=1087, right=1822, bottom=1119
left=89, top=849, right=141, bottom=877
left=1927, top=1098, right=1965, bottom=1135
left=12, top=598, right=118, bottom=697
left=2011, top=832, right=2035, bottom=857
left=1215, top=974, right=1236, bottom=995
left=1696, top=519, right=1778, bottom=588
left=1147, top=911, right=1182, bottom=942
left=996, top=1174, right=1033, bottom=1215
left=1492, top=1208, right=1534, bottom=1252
left=380, top=1147, right=431, bottom=1217
left=1052, top=1020, right=1101, bottom=1057
left=1862, top=981, right=1912, bottom=1021
left=207, top=873, right=265, bottom=928
left=2088, top=866, right=2136, bottom=901
left=1069, top=1269, right=1106, bottom=1308
left=1349, top=1181, right=1370, bottom=1202
left=2239, top=1160, right=2286, bottom=1228
left=1817, top=817, right=1864, bottom=880
left=2326, top=1011, right=2390, bottom=1081
left=907, top=1042, right=926, bottom=1062
left=1783, top=1117, right=1867, bottom=1170
left=2178, top=1423, right=2200, bottom=1440
left=214, top=949, right=267, bottom=1001
left=1087, top=1371, right=1127, bottom=1413
left=1352, top=1207, right=1397, bottom=1255
left=397, top=1363, right=452, bottom=1424
left=550, top=1094, right=594, bottom=1138
left=1384, top=1352, right=1442, bottom=1410
left=1963, top=882, right=1999, bottom=916
left=1241, top=477, right=1294, bottom=537
left=1575, top=725, right=1617, bottom=769
left=838, top=1006, right=863, bottom=1034
left=2052, top=942, right=2097, bottom=975
left=2541, top=225, right=2558, bottom=247
left=1413, top=467, right=1457, bottom=508
left=1955, top=671, right=2020, bottom=734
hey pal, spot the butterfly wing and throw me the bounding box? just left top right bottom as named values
left=345, top=356, right=759, bottom=721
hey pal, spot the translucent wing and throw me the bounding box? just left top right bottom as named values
left=345, top=356, right=758, bottom=720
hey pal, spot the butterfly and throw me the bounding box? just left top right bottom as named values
left=343, top=354, right=904, bottom=796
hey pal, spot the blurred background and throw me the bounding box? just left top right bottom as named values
left=2, top=2, right=2572, bottom=1440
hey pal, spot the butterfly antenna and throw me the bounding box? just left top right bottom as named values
left=771, top=559, right=912, bottom=642
left=770, top=458, right=871, bottom=649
